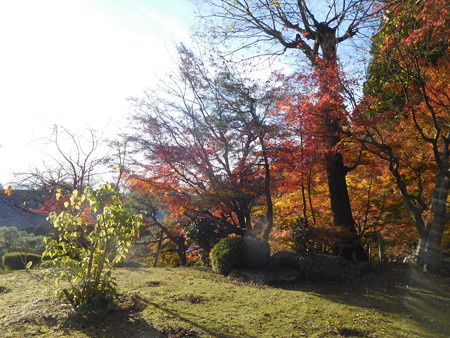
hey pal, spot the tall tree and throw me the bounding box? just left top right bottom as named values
left=128, top=46, right=280, bottom=240
left=363, top=0, right=450, bottom=272
left=198, top=0, right=382, bottom=260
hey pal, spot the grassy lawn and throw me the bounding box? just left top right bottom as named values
left=0, top=265, right=449, bottom=337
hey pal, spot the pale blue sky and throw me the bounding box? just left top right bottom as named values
left=0, top=0, right=196, bottom=185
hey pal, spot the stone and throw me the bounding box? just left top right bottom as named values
left=271, top=251, right=300, bottom=269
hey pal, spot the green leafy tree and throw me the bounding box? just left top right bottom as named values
left=43, top=184, right=142, bottom=310
left=0, top=227, right=45, bottom=257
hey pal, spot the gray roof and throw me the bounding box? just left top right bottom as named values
left=0, top=190, right=53, bottom=234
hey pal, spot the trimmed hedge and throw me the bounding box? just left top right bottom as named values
left=2, top=252, right=41, bottom=270
left=210, top=237, right=270, bottom=275
left=211, top=237, right=244, bottom=275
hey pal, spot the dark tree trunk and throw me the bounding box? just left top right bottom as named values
left=326, top=152, right=354, bottom=230
left=318, top=79, right=367, bottom=261
left=315, top=29, right=368, bottom=261
left=153, top=231, right=164, bottom=267
left=148, top=214, right=188, bottom=266
left=327, top=150, right=368, bottom=261
left=176, top=237, right=187, bottom=266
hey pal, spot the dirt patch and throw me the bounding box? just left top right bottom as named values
left=172, top=294, right=205, bottom=304
left=118, top=293, right=149, bottom=313
left=329, top=326, right=366, bottom=337
left=0, top=286, right=11, bottom=294
left=163, top=325, right=199, bottom=337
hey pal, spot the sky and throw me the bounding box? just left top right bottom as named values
left=0, top=0, right=196, bottom=186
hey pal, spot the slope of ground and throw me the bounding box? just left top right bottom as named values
left=0, top=264, right=449, bottom=337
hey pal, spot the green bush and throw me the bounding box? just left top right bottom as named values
left=43, top=184, right=142, bottom=311
left=39, top=260, right=55, bottom=269
left=2, top=252, right=41, bottom=270
left=210, top=237, right=270, bottom=275
left=211, top=237, right=243, bottom=275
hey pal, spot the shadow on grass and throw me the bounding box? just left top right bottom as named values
left=280, top=264, right=450, bottom=337
left=63, top=294, right=166, bottom=338
left=147, top=301, right=246, bottom=338
left=67, top=317, right=163, bottom=338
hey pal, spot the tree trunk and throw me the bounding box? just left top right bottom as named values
left=260, top=136, right=274, bottom=242
left=148, top=215, right=188, bottom=266
left=417, top=229, right=442, bottom=273
left=176, top=236, right=187, bottom=266
left=417, top=165, right=449, bottom=272
left=377, top=232, right=386, bottom=264
left=153, top=231, right=164, bottom=267
left=316, top=33, right=368, bottom=261
left=327, top=151, right=368, bottom=261
left=326, top=152, right=355, bottom=230
left=248, top=98, right=274, bottom=242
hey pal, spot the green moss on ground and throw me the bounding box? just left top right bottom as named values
left=0, top=265, right=449, bottom=337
